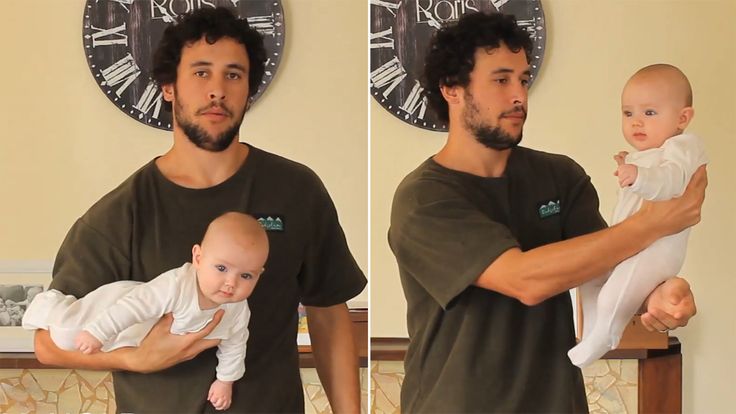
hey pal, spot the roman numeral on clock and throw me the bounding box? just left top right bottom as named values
left=247, top=14, right=279, bottom=37
left=370, top=0, right=400, bottom=17
left=108, top=0, right=134, bottom=13
left=370, top=56, right=407, bottom=98
left=491, top=0, right=511, bottom=10
left=370, top=27, right=395, bottom=50
left=86, top=23, right=128, bottom=48
left=100, top=53, right=141, bottom=97
left=133, top=81, right=164, bottom=119
left=399, top=81, right=427, bottom=120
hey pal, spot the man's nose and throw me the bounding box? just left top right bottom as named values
left=511, top=82, right=528, bottom=107
left=208, top=78, right=226, bottom=101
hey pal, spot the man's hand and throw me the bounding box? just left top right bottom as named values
left=637, top=165, right=707, bottom=236
left=641, top=277, right=696, bottom=332
left=124, top=310, right=224, bottom=373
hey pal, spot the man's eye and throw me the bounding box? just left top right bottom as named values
left=241, top=273, right=253, bottom=280
left=227, top=72, right=242, bottom=80
left=520, top=79, right=530, bottom=87
left=495, top=78, right=508, bottom=84
left=216, top=265, right=226, bottom=272
left=195, top=71, right=208, bottom=78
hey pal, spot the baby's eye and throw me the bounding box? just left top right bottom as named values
left=215, top=264, right=227, bottom=272
left=241, top=273, right=253, bottom=280
left=645, top=110, right=657, bottom=116
left=623, top=111, right=632, bottom=117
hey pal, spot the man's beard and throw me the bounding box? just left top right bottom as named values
left=463, top=91, right=524, bottom=150
left=174, top=94, right=246, bottom=153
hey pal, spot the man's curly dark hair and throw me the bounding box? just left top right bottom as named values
left=422, top=12, right=533, bottom=123
left=152, top=7, right=267, bottom=112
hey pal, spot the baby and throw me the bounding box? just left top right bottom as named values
left=23, top=211, right=269, bottom=410
left=568, top=64, right=708, bottom=367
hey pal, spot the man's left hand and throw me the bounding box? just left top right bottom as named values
left=641, top=277, right=696, bottom=332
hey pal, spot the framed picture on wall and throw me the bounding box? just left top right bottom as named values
left=0, top=261, right=52, bottom=352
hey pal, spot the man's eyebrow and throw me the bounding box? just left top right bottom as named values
left=226, top=63, right=247, bottom=72
left=490, top=68, right=532, bottom=76
left=189, top=61, right=247, bottom=72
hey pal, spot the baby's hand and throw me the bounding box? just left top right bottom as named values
left=75, top=330, right=103, bottom=354
left=208, top=379, right=233, bottom=411
left=613, top=151, right=637, bottom=187
left=615, top=164, right=638, bottom=187
left=613, top=151, right=629, bottom=166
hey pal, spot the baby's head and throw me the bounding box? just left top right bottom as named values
left=192, top=212, right=269, bottom=309
left=621, top=64, right=694, bottom=151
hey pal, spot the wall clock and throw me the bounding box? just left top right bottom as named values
left=82, top=0, right=285, bottom=131
left=370, top=0, right=545, bottom=132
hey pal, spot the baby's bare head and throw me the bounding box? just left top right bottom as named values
left=624, top=64, right=692, bottom=108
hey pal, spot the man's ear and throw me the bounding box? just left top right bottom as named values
left=162, top=83, right=175, bottom=103
left=678, top=106, right=694, bottom=131
left=440, top=84, right=462, bottom=106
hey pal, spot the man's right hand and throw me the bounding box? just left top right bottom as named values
left=636, top=165, right=707, bottom=236
left=124, top=310, right=223, bottom=373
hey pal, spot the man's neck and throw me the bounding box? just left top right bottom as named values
left=433, top=126, right=512, bottom=178
left=156, top=133, right=249, bottom=189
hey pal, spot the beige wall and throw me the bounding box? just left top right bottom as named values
left=371, top=1, right=736, bottom=412
left=0, top=1, right=367, bottom=301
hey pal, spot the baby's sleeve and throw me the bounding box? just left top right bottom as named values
left=83, top=271, right=177, bottom=343
left=629, top=134, right=708, bottom=201
left=215, top=302, right=250, bottom=382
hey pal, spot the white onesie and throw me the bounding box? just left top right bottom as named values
left=23, top=262, right=249, bottom=381
left=568, top=133, right=707, bottom=367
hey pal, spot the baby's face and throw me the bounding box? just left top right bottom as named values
left=621, top=77, right=688, bottom=151
left=193, top=234, right=268, bottom=308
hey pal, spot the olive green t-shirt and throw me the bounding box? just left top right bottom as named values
left=50, top=144, right=367, bottom=413
left=389, top=146, right=606, bottom=413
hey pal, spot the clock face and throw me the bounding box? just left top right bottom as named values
left=370, top=0, right=546, bottom=132
left=82, top=0, right=285, bottom=131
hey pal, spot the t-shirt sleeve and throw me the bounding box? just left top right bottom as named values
left=297, top=173, right=367, bottom=307
left=49, top=212, right=131, bottom=299
left=560, top=161, right=608, bottom=239
left=389, top=181, right=519, bottom=309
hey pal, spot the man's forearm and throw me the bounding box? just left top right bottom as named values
left=476, top=166, right=706, bottom=305
left=476, top=213, right=660, bottom=305
left=306, top=304, right=361, bottom=413
left=34, top=329, right=130, bottom=370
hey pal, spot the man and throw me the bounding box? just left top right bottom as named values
left=33, top=8, right=366, bottom=413
left=389, top=12, right=703, bottom=413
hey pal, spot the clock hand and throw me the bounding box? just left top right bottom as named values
left=152, top=2, right=175, bottom=24
left=418, top=9, right=441, bottom=29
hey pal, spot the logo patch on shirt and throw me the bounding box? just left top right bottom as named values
left=255, top=215, right=285, bottom=231
left=538, top=199, right=561, bottom=219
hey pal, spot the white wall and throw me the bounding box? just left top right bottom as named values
left=371, top=1, right=736, bottom=412
left=0, top=0, right=367, bottom=302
